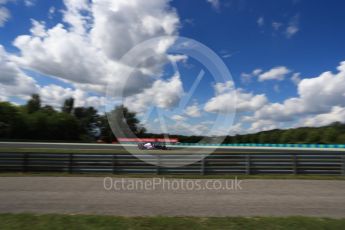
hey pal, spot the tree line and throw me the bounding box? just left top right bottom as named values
left=142, top=125, right=345, bottom=144
left=1, top=94, right=345, bottom=144
left=0, top=94, right=144, bottom=142
left=222, top=123, right=345, bottom=144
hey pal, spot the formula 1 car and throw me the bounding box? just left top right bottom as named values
left=137, top=142, right=168, bottom=150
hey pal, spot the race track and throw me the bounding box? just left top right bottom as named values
left=1, top=141, right=345, bottom=154
left=0, top=177, right=344, bottom=218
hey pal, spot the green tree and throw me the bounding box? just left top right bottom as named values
left=26, top=94, right=41, bottom=113
left=48, top=112, right=80, bottom=140
left=336, top=134, right=345, bottom=144
left=306, top=130, right=321, bottom=143
left=99, top=115, right=115, bottom=143
left=62, top=98, right=74, bottom=114
left=292, top=128, right=307, bottom=143
left=41, top=105, right=56, bottom=115
left=106, top=105, right=145, bottom=139
left=322, top=127, right=338, bottom=144
left=258, top=132, right=270, bottom=143
left=0, top=102, right=26, bottom=138
left=279, top=129, right=294, bottom=143
left=73, top=106, right=99, bottom=140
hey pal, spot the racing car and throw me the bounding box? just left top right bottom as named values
left=137, top=142, right=168, bottom=150
left=117, top=138, right=178, bottom=150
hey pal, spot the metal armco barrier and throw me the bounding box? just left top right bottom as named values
left=175, top=143, right=345, bottom=148
left=0, top=152, right=345, bottom=175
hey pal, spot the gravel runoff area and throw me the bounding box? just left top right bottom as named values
left=0, top=177, right=344, bottom=218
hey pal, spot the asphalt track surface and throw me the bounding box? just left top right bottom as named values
left=0, top=177, right=344, bottom=217
left=1, top=141, right=345, bottom=153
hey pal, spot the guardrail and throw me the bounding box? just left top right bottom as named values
left=1, top=152, right=345, bottom=175
left=174, top=143, right=345, bottom=148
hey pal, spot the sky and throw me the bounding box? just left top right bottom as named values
left=1, top=0, right=345, bottom=136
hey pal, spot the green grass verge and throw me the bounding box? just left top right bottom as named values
left=0, top=148, right=212, bottom=154
left=0, top=213, right=344, bottom=230
left=0, top=172, right=344, bottom=180
left=0, top=148, right=129, bottom=154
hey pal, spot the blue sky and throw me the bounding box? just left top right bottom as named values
left=173, top=0, right=345, bottom=99
left=1, top=0, right=345, bottom=135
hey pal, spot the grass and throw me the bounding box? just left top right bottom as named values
left=0, top=147, right=130, bottom=154
left=0, top=172, right=344, bottom=180
left=0, top=213, right=344, bottom=230
left=0, top=147, right=213, bottom=154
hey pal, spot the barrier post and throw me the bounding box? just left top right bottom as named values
left=22, top=153, right=28, bottom=173
left=156, top=155, right=160, bottom=175
left=246, top=155, right=251, bottom=175
left=342, top=155, right=345, bottom=176
left=292, top=154, right=297, bottom=175
left=112, top=154, right=117, bottom=174
left=200, top=157, right=206, bottom=175
left=68, top=153, right=73, bottom=173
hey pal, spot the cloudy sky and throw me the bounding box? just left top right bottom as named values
left=1, top=0, right=345, bottom=136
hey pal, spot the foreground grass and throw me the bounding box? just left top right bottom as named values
left=0, top=213, right=344, bottom=230
left=0, top=172, right=344, bottom=180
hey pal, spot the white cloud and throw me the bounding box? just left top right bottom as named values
left=12, top=25, right=110, bottom=87
left=185, top=103, right=201, bottom=117
left=167, top=54, right=188, bottom=63
left=272, top=21, right=282, bottom=30
left=206, top=0, right=220, bottom=10
left=166, top=120, right=211, bottom=136
left=90, top=0, right=178, bottom=60
left=0, top=43, right=105, bottom=111
left=301, top=106, right=345, bottom=127
left=11, top=0, right=180, bottom=99
left=214, top=80, right=234, bottom=94
left=29, top=20, right=47, bottom=37
left=253, top=69, right=263, bottom=76
left=285, top=14, right=300, bottom=38
left=48, top=6, right=56, bottom=19
left=171, top=114, right=186, bottom=122
left=204, top=93, right=236, bottom=114
left=204, top=81, right=267, bottom=114
left=257, top=17, right=264, bottom=27
left=236, top=90, right=267, bottom=113
left=123, top=73, right=184, bottom=113
left=24, top=0, right=35, bottom=7
left=204, top=81, right=235, bottom=114
left=291, top=72, right=301, bottom=85
left=0, top=74, right=38, bottom=101
left=240, top=61, right=345, bottom=133
left=258, top=66, right=291, bottom=81
left=248, top=119, right=279, bottom=134
left=241, top=68, right=262, bottom=83
left=1, top=0, right=182, bottom=115
left=286, top=26, right=299, bottom=38
left=39, top=84, right=105, bottom=111
left=261, top=15, right=299, bottom=39
left=0, top=45, right=38, bottom=101
left=0, top=6, right=10, bottom=27
left=144, top=116, right=213, bottom=136
left=297, top=62, right=345, bottom=113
